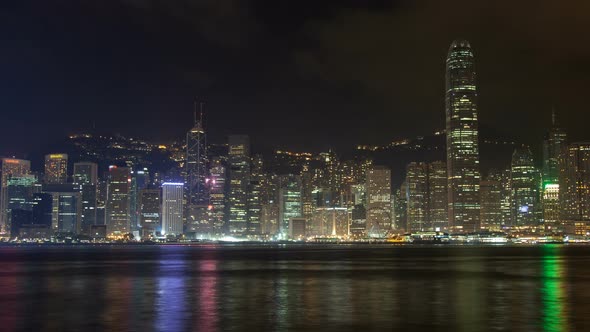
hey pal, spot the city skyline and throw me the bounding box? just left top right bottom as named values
left=3, top=1, right=590, bottom=156
left=3, top=4, right=590, bottom=331
left=1, top=31, right=590, bottom=241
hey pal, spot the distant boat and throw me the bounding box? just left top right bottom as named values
left=408, top=232, right=450, bottom=244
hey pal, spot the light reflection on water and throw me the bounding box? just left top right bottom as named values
left=542, top=245, right=567, bottom=332
left=0, top=245, right=589, bottom=331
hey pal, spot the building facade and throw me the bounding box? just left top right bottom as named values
left=366, top=166, right=391, bottom=237
left=44, top=154, right=68, bottom=184
left=278, top=175, right=302, bottom=238
left=186, top=108, right=208, bottom=206
left=0, top=158, right=31, bottom=234
left=162, top=183, right=184, bottom=236
left=480, top=171, right=503, bottom=230
left=511, top=147, right=540, bottom=226
left=559, top=143, right=590, bottom=224
left=228, top=135, right=251, bottom=234
left=406, top=162, right=428, bottom=232
left=140, top=188, right=160, bottom=237
left=106, top=166, right=131, bottom=236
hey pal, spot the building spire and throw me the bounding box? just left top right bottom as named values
left=551, top=107, right=556, bottom=127
left=194, top=100, right=198, bottom=126
left=200, top=101, right=204, bottom=126
left=192, top=98, right=205, bottom=131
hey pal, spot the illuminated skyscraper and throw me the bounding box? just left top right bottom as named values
left=0, top=158, right=31, bottom=233
left=139, top=188, right=160, bottom=238
left=406, top=162, right=428, bottom=232
left=500, top=168, right=513, bottom=225
left=73, top=162, right=98, bottom=235
left=228, top=135, right=250, bottom=234
left=543, top=184, right=560, bottom=227
left=130, top=168, right=150, bottom=232
left=543, top=110, right=567, bottom=184
left=366, top=166, right=391, bottom=237
left=318, top=150, right=341, bottom=206
left=511, top=147, right=540, bottom=226
left=186, top=103, right=208, bottom=206
left=393, top=187, right=407, bottom=232
left=162, top=182, right=184, bottom=236
left=301, top=164, right=315, bottom=223
left=73, top=162, right=98, bottom=185
left=106, top=166, right=131, bottom=236
left=542, top=110, right=566, bottom=228
left=42, top=184, right=82, bottom=234
left=405, top=161, right=448, bottom=232
left=208, top=157, right=226, bottom=234
left=559, top=143, right=590, bottom=224
left=445, top=39, right=481, bottom=232
left=247, top=155, right=264, bottom=235
left=480, top=170, right=503, bottom=230
left=260, top=202, right=279, bottom=236
left=428, top=161, right=448, bottom=230
left=5, top=175, right=37, bottom=236
left=278, top=174, right=302, bottom=238
left=44, top=154, right=68, bottom=184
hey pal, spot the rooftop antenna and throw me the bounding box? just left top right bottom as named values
left=551, top=107, right=556, bottom=126
left=193, top=99, right=198, bottom=126
left=200, top=101, right=204, bottom=126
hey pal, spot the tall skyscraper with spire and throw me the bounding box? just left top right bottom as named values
left=445, top=39, right=481, bottom=232
left=542, top=109, right=567, bottom=226
left=186, top=101, right=208, bottom=206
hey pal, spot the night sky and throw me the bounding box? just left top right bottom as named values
left=2, top=0, right=590, bottom=156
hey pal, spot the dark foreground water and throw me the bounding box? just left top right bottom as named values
left=0, top=244, right=588, bottom=331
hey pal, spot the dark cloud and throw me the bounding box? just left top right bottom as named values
left=117, top=0, right=262, bottom=48
left=1, top=0, right=590, bottom=158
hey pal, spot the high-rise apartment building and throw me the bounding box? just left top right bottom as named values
left=446, top=39, right=481, bottom=232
